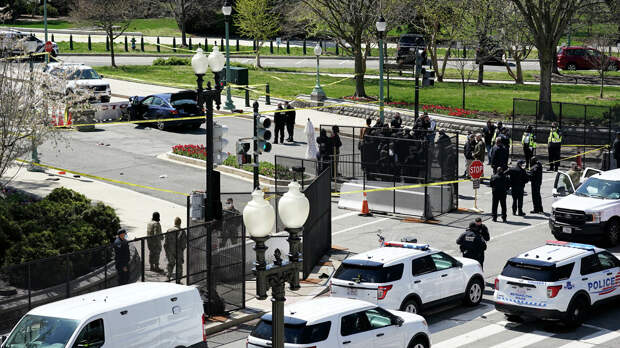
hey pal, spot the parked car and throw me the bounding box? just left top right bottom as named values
left=45, top=63, right=111, bottom=103
left=0, top=29, right=59, bottom=58
left=126, top=91, right=203, bottom=130
left=396, top=34, right=428, bottom=65
left=0, top=282, right=207, bottom=348
left=330, top=241, right=485, bottom=314
left=475, top=38, right=505, bottom=65
left=557, top=46, right=620, bottom=71
left=247, top=297, right=431, bottom=348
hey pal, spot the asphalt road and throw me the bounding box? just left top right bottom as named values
left=60, top=54, right=542, bottom=72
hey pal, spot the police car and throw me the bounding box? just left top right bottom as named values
left=494, top=240, right=620, bottom=328
left=330, top=241, right=485, bottom=314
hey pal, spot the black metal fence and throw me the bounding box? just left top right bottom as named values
left=512, top=98, right=615, bottom=168
left=320, top=125, right=459, bottom=218
left=0, top=213, right=246, bottom=333
left=300, top=168, right=332, bottom=278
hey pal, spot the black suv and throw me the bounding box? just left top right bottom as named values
left=396, top=34, right=427, bottom=65
left=475, top=38, right=505, bottom=65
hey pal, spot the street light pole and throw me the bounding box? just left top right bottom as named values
left=310, top=43, right=326, bottom=101
left=414, top=49, right=422, bottom=121
left=222, top=0, right=235, bottom=111
left=376, top=16, right=387, bottom=123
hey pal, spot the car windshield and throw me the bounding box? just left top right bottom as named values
left=334, top=263, right=403, bottom=283
left=575, top=177, right=620, bottom=199
left=400, top=36, right=425, bottom=46
left=251, top=320, right=330, bottom=344
left=3, top=314, right=79, bottom=348
left=69, top=69, right=101, bottom=80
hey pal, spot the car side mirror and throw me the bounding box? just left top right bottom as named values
left=1, top=335, right=6, bottom=343
left=557, top=186, right=566, bottom=196
left=393, top=317, right=404, bottom=327
left=457, top=261, right=463, bottom=268
left=100, top=74, right=104, bottom=78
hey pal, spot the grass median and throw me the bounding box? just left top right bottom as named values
left=96, top=65, right=620, bottom=116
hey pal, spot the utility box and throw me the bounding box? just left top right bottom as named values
left=228, top=67, right=249, bottom=85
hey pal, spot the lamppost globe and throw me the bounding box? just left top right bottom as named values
left=243, top=190, right=275, bottom=238
left=191, top=48, right=209, bottom=75
left=376, top=15, right=387, bottom=33
left=278, top=181, right=310, bottom=229
left=314, top=43, right=322, bottom=56
left=208, top=45, right=226, bottom=73
left=222, top=0, right=232, bottom=16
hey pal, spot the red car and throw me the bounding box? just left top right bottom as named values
left=557, top=46, right=620, bottom=71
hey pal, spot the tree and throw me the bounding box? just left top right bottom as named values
left=496, top=3, right=534, bottom=84
left=0, top=62, right=92, bottom=189
left=462, top=0, right=503, bottom=84
left=161, top=0, right=198, bottom=47
left=510, top=0, right=592, bottom=119
left=234, top=0, right=280, bottom=69
left=72, top=0, right=138, bottom=68
left=587, top=36, right=617, bottom=98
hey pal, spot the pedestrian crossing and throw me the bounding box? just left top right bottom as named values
left=430, top=307, right=620, bottom=348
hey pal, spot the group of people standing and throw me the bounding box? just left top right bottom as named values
left=489, top=158, right=544, bottom=222
left=273, top=101, right=297, bottom=144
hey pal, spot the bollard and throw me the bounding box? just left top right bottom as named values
left=286, top=40, right=290, bottom=54
left=303, top=39, right=306, bottom=55
left=236, top=38, right=240, bottom=52
left=141, top=36, right=144, bottom=52
left=88, top=35, right=91, bottom=51
left=265, top=84, right=271, bottom=105
left=131, top=37, right=136, bottom=50
left=69, top=34, right=73, bottom=50
left=157, top=37, right=161, bottom=53
left=336, top=43, right=339, bottom=55
left=253, top=40, right=256, bottom=51
left=173, top=37, right=177, bottom=52
left=105, top=36, right=109, bottom=51
left=245, top=87, right=250, bottom=107
left=205, top=39, right=209, bottom=52
left=270, top=40, right=273, bottom=54
left=189, top=37, right=193, bottom=50
left=220, top=37, right=224, bottom=49
left=124, top=36, right=128, bottom=52
left=198, top=42, right=202, bottom=49
left=463, top=45, right=467, bottom=59
left=51, top=34, right=55, bottom=42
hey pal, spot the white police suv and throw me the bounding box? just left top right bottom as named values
left=330, top=241, right=485, bottom=314
left=247, top=297, right=431, bottom=348
left=494, top=240, right=620, bottom=328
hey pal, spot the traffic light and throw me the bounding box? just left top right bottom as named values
left=256, top=113, right=272, bottom=154
left=213, top=122, right=229, bottom=165
left=422, top=68, right=435, bottom=87
left=236, top=141, right=251, bottom=165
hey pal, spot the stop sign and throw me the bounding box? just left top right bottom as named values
left=469, top=160, right=484, bottom=179
left=45, top=41, right=53, bottom=53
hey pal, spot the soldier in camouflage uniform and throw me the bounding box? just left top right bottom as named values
left=147, top=212, right=164, bottom=273
left=164, top=217, right=187, bottom=280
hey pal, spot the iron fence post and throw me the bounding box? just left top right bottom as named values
left=141, top=239, right=145, bottom=282
left=241, top=223, right=246, bottom=309
left=186, top=196, right=191, bottom=285
left=207, top=222, right=213, bottom=316
left=104, top=247, right=108, bottom=288
left=584, top=105, right=587, bottom=166
left=27, top=264, right=31, bottom=310
left=65, top=254, right=70, bottom=298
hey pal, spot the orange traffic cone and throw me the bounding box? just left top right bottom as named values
left=359, top=192, right=373, bottom=217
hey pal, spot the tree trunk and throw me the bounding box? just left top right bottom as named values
left=353, top=47, right=367, bottom=97
left=477, top=62, right=484, bottom=84
left=109, top=31, right=116, bottom=68
left=515, top=57, right=524, bottom=84
left=256, top=46, right=262, bottom=69
left=440, top=46, right=451, bottom=82
left=539, top=52, right=554, bottom=121
left=461, top=76, right=466, bottom=109
left=600, top=70, right=605, bottom=98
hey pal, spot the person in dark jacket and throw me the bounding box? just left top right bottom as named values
left=491, top=138, right=509, bottom=174
left=473, top=217, right=490, bottom=241
left=391, top=113, right=403, bottom=129
left=507, top=160, right=529, bottom=216
left=114, top=228, right=130, bottom=286
left=522, top=125, right=536, bottom=169
left=528, top=156, right=544, bottom=214
left=316, top=128, right=333, bottom=173
left=331, top=126, right=342, bottom=178
left=463, top=133, right=475, bottom=178
left=490, top=167, right=509, bottom=222
left=273, top=103, right=286, bottom=144
left=456, top=222, right=487, bottom=268
left=285, top=101, right=296, bottom=142
left=483, top=121, right=496, bottom=164
left=613, top=133, right=620, bottom=169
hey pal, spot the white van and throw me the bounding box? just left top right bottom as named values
left=1, top=282, right=207, bottom=348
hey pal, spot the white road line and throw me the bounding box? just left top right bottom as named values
left=487, top=330, right=554, bottom=348
left=556, top=325, right=620, bottom=347
left=295, top=60, right=306, bottom=65
left=331, top=211, right=359, bottom=222
left=490, top=221, right=549, bottom=241
left=339, top=60, right=348, bottom=65
left=432, top=321, right=509, bottom=348
left=333, top=218, right=389, bottom=236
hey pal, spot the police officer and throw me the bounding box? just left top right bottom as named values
left=164, top=217, right=187, bottom=280
left=147, top=212, right=164, bottom=273
left=274, top=103, right=286, bottom=144
left=490, top=167, right=509, bottom=222
left=522, top=125, right=536, bottom=169
left=114, top=228, right=130, bottom=286
left=391, top=112, right=403, bottom=129
left=456, top=222, right=488, bottom=269
left=507, top=160, right=529, bottom=216
left=285, top=101, right=296, bottom=142
left=548, top=122, right=562, bottom=171
left=529, top=156, right=544, bottom=214
left=612, top=133, right=620, bottom=169
left=491, top=138, right=509, bottom=174
left=483, top=120, right=496, bottom=164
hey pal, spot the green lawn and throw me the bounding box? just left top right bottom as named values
left=0, top=18, right=182, bottom=37
left=0, top=19, right=74, bottom=29
left=95, top=65, right=620, bottom=116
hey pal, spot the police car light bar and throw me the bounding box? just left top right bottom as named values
left=546, top=240, right=595, bottom=251
left=384, top=242, right=430, bottom=251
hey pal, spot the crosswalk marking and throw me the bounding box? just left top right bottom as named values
left=558, top=326, right=620, bottom=348
left=432, top=321, right=509, bottom=348
left=487, top=330, right=554, bottom=348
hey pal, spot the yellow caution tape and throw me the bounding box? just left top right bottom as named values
left=15, top=159, right=190, bottom=196
left=321, top=76, right=352, bottom=87
left=332, top=178, right=468, bottom=196
left=549, top=145, right=609, bottom=165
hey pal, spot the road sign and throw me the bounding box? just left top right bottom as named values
left=45, top=41, right=53, bottom=53
left=469, top=160, right=484, bottom=179
left=472, top=179, right=480, bottom=189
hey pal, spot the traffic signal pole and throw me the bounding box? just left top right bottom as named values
left=253, top=101, right=259, bottom=189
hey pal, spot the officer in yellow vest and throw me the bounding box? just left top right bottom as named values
left=521, top=125, right=536, bottom=169
left=548, top=122, right=562, bottom=171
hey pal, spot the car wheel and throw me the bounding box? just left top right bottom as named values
left=505, top=314, right=522, bottom=323
left=157, top=121, right=166, bottom=131
left=606, top=220, right=619, bottom=247
left=407, top=336, right=429, bottom=348
left=565, top=296, right=588, bottom=328
left=463, top=278, right=484, bottom=306
left=401, top=298, right=421, bottom=314
left=566, top=63, right=577, bottom=71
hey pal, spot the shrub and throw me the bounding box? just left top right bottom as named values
left=153, top=57, right=191, bottom=66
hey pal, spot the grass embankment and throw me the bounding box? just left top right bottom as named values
left=96, top=65, right=620, bottom=116
left=1, top=18, right=182, bottom=36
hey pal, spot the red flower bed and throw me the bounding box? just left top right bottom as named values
left=172, top=144, right=207, bottom=160
left=422, top=104, right=478, bottom=118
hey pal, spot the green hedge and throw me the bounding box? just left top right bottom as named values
left=0, top=187, right=120, bottom=266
